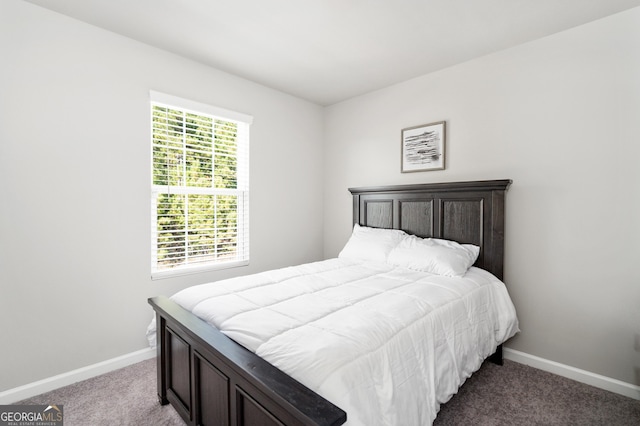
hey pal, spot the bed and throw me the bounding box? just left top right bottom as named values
left=148, top=179, right=517, bottom=426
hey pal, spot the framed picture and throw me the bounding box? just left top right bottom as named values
left=401, top=121, right=446, bottom=172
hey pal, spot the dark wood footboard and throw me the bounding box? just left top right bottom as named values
left=149, top=295, right=347, bottom=426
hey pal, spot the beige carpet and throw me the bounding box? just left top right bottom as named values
left=17, top=358, right=640, bottom=425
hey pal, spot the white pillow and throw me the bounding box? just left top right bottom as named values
left=338, top=224, right=407, bottom=262
left=387, top=235, right=480, bottom=277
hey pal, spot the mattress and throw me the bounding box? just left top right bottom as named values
left=151, top=257, right=519, bottom=425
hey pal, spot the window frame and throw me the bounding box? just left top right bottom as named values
left=150, top=91, right=252, bottom=279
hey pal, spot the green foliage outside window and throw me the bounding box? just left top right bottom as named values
left=152, top=106, right=240, bottom=269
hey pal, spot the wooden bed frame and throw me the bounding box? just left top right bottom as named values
left=148, top=179, right=512, bottom=426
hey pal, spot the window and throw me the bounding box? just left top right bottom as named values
left=150, top=92, right=252, bottom=278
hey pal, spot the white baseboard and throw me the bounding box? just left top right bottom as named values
left=504, top=348, right=640, bottom=400
left=0, top=348, right=155, bottom=404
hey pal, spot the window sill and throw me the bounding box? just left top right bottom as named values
left=151, top=260, right=249, bottom=280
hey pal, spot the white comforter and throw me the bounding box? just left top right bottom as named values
left=163, top=258, right=519, bottom=425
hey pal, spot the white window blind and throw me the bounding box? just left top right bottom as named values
left=150, top=92, right=252, bottom=278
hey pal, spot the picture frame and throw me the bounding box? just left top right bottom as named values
left=401, top=121, right=446, bottom=172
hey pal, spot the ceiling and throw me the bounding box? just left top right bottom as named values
left=23, top=0, right=640, bottom=106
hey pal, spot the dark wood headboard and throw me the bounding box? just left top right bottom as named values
left=349, top=179, right=512, bottom=280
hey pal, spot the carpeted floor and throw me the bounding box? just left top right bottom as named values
left=434, top=360, right=640, bottom=425
left=16, top=358, right=640, bottom=425
left=17, top=358, right=183, bottom=426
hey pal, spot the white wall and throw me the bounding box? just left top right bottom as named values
left=0, top=0, right=324, bottom=392
left=324, top=8, right=640, bottom=385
